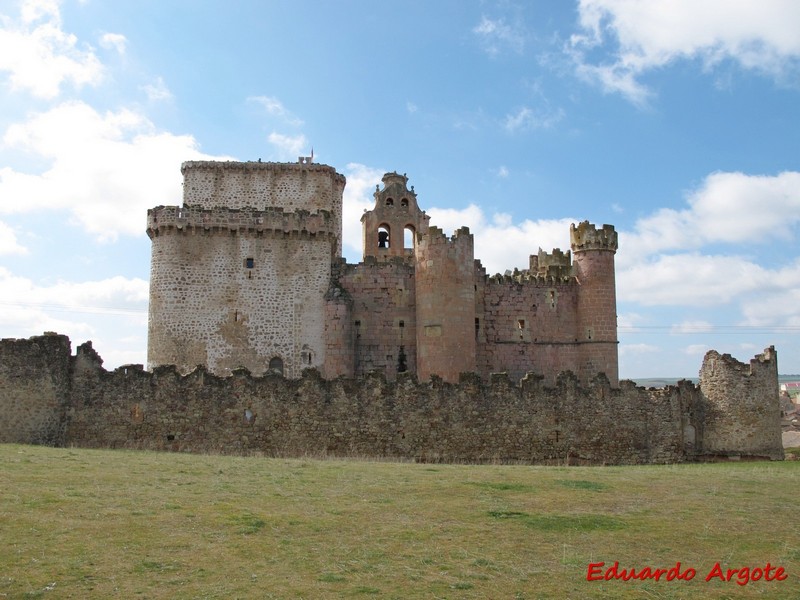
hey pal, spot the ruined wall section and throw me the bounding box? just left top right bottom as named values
left=181, top=161, right=345, bottom=256
left=415, top=227, right=476, bottom=382
left=336, top=258, right=416, bottom=379
left=147, top=206, right=334, bottom=378
left=480, top=273, right=580, bottom=384
left=0, top=334, right=72, bottom=445
left=699, top=347, right=783, bottom=459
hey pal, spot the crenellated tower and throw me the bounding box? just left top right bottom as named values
left=147, top=159, right=345, bottom=377
left=570, top=221, right=619, bottom=385
left=415, top=226, right=477, bottom=382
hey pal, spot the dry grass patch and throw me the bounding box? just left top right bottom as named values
left=0, top=444, right=798, bottom=598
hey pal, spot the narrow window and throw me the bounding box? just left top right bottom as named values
left=517, top=319, right=525, bottom=330
left=475, top=318, right=480, bottom=338
left=245, top=257, right=254, bottom=269
left=399, top=320, right=405, bottom=328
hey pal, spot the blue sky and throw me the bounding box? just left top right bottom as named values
left=1, top=0, right=799, bottom=378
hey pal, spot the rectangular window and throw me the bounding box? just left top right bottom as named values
left=245, top=257, right=254, bottom=269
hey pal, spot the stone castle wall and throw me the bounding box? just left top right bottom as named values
left=0, top=335, right=783, bottom=464
left=0, top=334, right=72, bottom=446
left=479, top=276, right=581, bottom=384
left=335, top=258, right=417, bottom=380
left=147, top=214, right=333, bottom=378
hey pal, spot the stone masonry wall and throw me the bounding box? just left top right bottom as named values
left=0, top=335, right=783, bottom=464
left=337, top=258, right=417, bottom=380
left=699, top=347, right=784, bottom=460
left=181, top=161, right=345, bottom=256
left=0, top=333, right=72, bottom=445
left=480, top=277, right=581, bottom=384
left=147, top=224, right=332, bottom=378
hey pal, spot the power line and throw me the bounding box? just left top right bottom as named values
left=620, top=325, right=800, bottom=334
left=0, top=301, right=147, bottom=317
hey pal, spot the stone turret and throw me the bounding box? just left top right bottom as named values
left=570, top=221, right=619, bottom=385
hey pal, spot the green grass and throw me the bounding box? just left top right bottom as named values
left=1, top=444, right=798, bottom=599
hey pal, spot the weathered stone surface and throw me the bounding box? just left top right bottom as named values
left=147, top=160, right=621, bottom=387
left=0, top=335, right=783, bottom=464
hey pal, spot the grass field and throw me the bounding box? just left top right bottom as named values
left=1, top=444, right=798, bottom=599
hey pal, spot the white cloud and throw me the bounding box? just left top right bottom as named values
left=619, top=171, right=800, bottom=267
left=473, top=16, right=525, bottom=56
left=0, top=220, right=27, bottom=255
left=99, top=32, right=127, bottom=55
left=267, top=132, right=308, bottom=160
left=503, top=106, right=564, bottom=132
left=618, top=253, right=768, bottom=306
left=570, top=0, right=800, bottom=103
left=0, top=101, right=228, bottom=241
left=496, top=166, right=509, bottom=178
left=619, top=343, right=659, bottom=356
left=0, top=266, right=148, bottom=349
left=341, top=162, right=385, bottom=261
left=141, top=76, right=172, bottom=102
left=426, top=204, right=576, bottom=274
left=406, top=101, right=418, bottom=114
left=248, top=96, right=304, bottom=126
left=684, top=343, right=710, bottom=357
left=0, top=0, right=103, bottom=98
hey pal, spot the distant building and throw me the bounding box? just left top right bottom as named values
left=780, top=381, right=800, bottom=400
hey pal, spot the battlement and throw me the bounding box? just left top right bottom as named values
left=146, top=205, right=338, bottom=238
left=484, top=269, right=575, bottom=286
left=704, top=346, right=777, bottom=379
left=570, top=221, right=618, bottom=252
left=423, top=226, right=472, bottom=246
left=181, top=160, right=345, bottom=183
left=530, top=248, right=573, bottom=278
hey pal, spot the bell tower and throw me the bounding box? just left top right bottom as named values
left=361, top=172, right=429, bottom=261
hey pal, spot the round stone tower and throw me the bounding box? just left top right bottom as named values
left=570, top=221, right=619, bottom=385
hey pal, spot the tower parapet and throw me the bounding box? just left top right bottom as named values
left=147, top=205, right=337, bottom=243
left=570, top=221, right=618, bottom=252
left=181, top=160, right=345, bottom=256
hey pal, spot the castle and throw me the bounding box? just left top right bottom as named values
left=147, top=158, right=619, bottom=385
left=0, top=156, right=784, bottom=464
